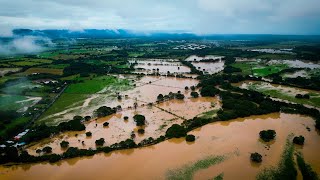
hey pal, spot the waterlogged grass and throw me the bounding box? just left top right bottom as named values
left=198, top=109, right=219, bottom=119
left=257, top=135, right=297, bottom=180
left=252, top=64, right=287, bottom=77
left=166, top=155, right=226, bottom=180
left=212, top=173, right=224, bottom=180
left=296, top=153, right=319, bottom=180
left=39, top=75, right=132, bottom=124
left=22, top=68, right=64, bottom=75
left=246, top=82, right=320, bottom=108
left=0, top=94, right=37, bottom=111
left=232, top=62, right=288, bottom=77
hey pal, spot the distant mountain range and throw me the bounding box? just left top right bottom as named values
left=9, top=29, right=320, bottom=41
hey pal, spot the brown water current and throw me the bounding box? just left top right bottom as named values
left=1, top=113, right=319, bottom=180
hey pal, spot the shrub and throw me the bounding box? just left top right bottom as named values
left=42, top=146, right=52, bottom=154
left=86, top=132, right=92, bottom=137
left=123, top=116, right=129, bottom=120
left=157, top=94, right=164, bottom=101
left=138, top=129, right=145, bottom=134
left=175, top=93, right=185, bottom=100
left=133, top=114, right=146, bottom=126
left=73, top=116, right=83, bottom=121
left=60, top=141, right=69, bottom=148
left=185, top=86, right=189, bottom=90
left=84, top=116, right=91, bottom=121
left=165, top=124, right=186, bottom=138
left=316, top=119, right=320, bottom=130
left=259, top=130, right=276, bottom=142
left=190, top=91, right=199, bottom=98
left=293, top=136, right=305, bottom=145
left=190, top=86, right=196, bottom=91
left=250, top=152, right=262, bottom=163
left=186, top=134, right=195, bottom=142
left=95, top=138, right=105, bottom=146
left=103, top=122, right=109, bottom=127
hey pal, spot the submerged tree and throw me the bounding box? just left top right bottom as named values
left=133, top=114, right=146, bottom=126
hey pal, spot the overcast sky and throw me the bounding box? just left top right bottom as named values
left=0, top=0, right=320, bottom=36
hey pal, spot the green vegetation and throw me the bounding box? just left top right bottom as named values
left=133, top=114, right=146, bottom=126
left=257, top=136, right=297, bottom=180
left=165, top=124, right=186, bottom=138
left=259, top=130, right=276, bottom=142
left=231, top=62, right=288, bottom=77
left=103, top=122, right=109, bottom=127
left=185, top=134, right=195, bottom=142
left=42, top=146, right=52, bottom=154
left=213, top=173, right=224, bottom=180
left=95, top=138, right=105, bottom=146
left=138, top=129, right=145, bottom=134
left=60, top=141, right=69, bottom=148
left=166, top=155, right=226, bottom=180
left=296, top=153, right=319, bottom=180
left=94, top=106, right=116, bottom=118
left=293, top=136, right=305, bottom=145
left=190, top=91, right=199, bottom=98
left=39, top=75, right=130, bottom=124
left=86, top=132, right=92, bottom=137
left=250, top=152, right=263, bottom=163
left=245, top=82, right=320, bottom=108
left=200, top=86, right=219, bottom=97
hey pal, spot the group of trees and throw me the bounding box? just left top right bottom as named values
left=94, top=106, right=116, bottom=118
left=21, top=118, right=85, bottom=144
left=157, top=91, right=185, bottom=102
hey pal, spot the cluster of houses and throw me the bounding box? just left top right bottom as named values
left=173, top=44, right=209, bottom=50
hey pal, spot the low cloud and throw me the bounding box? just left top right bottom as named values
left=0, top=36, right=54, bottom=56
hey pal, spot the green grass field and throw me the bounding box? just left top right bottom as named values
left=21, top=68, right=64, bottom=75
left=38, top=75, right=132, bottom=124
left=232, top=62, right=288, bottom=77
left=245, top=82, right=320, bottom=108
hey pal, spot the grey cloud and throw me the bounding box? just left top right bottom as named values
left=0, top=0, right=319, bottom=35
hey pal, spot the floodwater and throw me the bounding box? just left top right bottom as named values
left=234, top=80, right=320, bottom=109
left=25, top=76, right=218, bottom=155
left=185, top=55, right=224, bottom=62
left=0, top=68, right=21, bottom=76
left=192, top=61, right=225, bottom=74
left=39, top=75, right=199, bottom=125
left=268, top=60, right=320, bottom=69
left=129, top=59, right=191, bottom=75
left=282, top=70, right=309, bottom=78
left=1, top=113, right=319, bottom=180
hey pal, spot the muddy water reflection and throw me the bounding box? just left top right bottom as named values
left=1, top=113, right=319, bottom=180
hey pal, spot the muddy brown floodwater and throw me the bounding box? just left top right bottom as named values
left=1, top=113, right=319, bottom=180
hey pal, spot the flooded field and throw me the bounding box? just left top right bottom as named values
left=192, top=61, right=225, bottom=74
left=0, top=68, right=21, bottom=77
left=185, top=55, right=224, bottom=62
left=25, top=75, right=219, bottom=155
left=39, top=75, right=201, bottom=125
left=1, top=113, right=319, bottom=179
left=128, top=59, right=191, bottom=75
left=282, top=70, right=309, bottom=78
left=268, top=59, right=320, bottom=69
left=235, top=81, right=320, bottom=108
